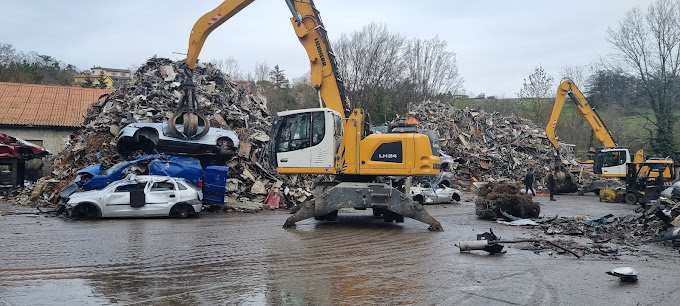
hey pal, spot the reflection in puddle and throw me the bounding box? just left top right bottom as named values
left=0, top=279, right=112, bottom=305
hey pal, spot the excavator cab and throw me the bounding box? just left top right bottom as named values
left=594, top=147, right=630, bottom=177
left=269, top=108, right=343, bottom=171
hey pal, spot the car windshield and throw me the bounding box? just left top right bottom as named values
left=101, top=161, right=130, bottom=175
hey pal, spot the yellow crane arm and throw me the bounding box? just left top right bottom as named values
left=545, top=79, right=617, bottom=149
left=185, top=0, right=348, bottom=116
left=288, top=0, right=348, bottom=117
left=186, top=0, right=255, bottom=70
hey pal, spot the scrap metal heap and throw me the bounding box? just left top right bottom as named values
left=14, top=57, right=311, bottom=207
left=410, top=100, right=577, bottom=192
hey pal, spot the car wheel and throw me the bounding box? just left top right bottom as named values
left=413, top=195, right=424, bottom=205
left=177, top=207, right=192, bottom=218
left=217, top=137, right=235, bottom=155
left=69, top=203, right=101, bottom=219
left=452, top=194, right=461, bottom=203
left=172, top=204, right=193, bottom=218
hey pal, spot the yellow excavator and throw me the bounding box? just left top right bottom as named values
left=185, top=0, right=443, bottom=230
left=545, top=79, right=674, bottom=182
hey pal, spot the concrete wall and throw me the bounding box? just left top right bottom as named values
left=1, top=125, right=78, bottom=156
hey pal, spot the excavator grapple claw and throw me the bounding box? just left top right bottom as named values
left=168, top=79, right=211, bottom=139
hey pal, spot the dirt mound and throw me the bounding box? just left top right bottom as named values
left=475, top=181, right=540, bottom=219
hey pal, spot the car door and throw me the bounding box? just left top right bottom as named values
left=145, top=180, right=179, bottom=216
left=104, top=182, right=147, bottom=217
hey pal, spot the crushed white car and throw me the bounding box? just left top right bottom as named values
left=65, top=175, right=203, bottom=218
left=410, top=183, right=462, bottom=204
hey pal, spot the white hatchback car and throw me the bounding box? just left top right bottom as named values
left=410, top=183, right=462, bottom=204
left=65, top=175, right=203, bottom=218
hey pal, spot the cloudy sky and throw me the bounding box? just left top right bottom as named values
left=1, top=0, right=656, bottom=97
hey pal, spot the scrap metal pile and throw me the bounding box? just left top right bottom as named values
left=15, top=57, right=309, bottom=208
left=410, top=100, right=574, bottom=190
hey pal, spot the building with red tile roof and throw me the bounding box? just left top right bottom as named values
left=0, top=82, right=111, bottom=155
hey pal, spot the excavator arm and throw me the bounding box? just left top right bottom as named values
left=186, top=0, right=255, bottom=70
left=545, top=79, right=617, bottom=149
left=287, top=1, right=348, bottom=116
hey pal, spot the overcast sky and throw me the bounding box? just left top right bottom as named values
left=1, top=0, right=656, bottom=98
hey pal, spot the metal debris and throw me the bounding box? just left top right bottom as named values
left=410, top=101, right=575, bottom=191
left=11, top=57, right=311, bottom=207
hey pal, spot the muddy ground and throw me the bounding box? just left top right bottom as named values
left=1, top=193, right=679, bottom=305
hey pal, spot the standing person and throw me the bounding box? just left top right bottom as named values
left=547, top=170, right=556, bottom=201
left=523, top=169, right=535, bottom=196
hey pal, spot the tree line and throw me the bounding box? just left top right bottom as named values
left=0, top=43, right=79, bottom=86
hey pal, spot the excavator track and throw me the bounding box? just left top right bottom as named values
left=283, top=182, right=443, bottom=231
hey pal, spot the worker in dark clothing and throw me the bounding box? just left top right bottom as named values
left=547, top=170, right=556, bottom=201
left=523, top=169, right=535, bottom=196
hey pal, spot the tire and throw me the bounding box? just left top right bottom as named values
left=216, top=137, right=235, bottom=155
left=452, top=194, right=461, bottom=203
left=172, top=205, right=192, bottom=218
left=624, top=192, right=638, bottom=205
left=177, top=208, right=190, bottom=218
left=413, top=195, right=424, bottom=205
left=69, top=203, right=101, bottom=219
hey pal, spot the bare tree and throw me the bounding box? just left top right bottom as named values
left=607, top=0, right=680, bottom=155
left=559, top=65, right=590, bottom=89
left=209, top=56, right=243, bottom=79
left=517, top=65, right=555, bottom=126
left=254, top=61, right=270, bottom=83
left=0, top=43, right=17, bottom=65
left=403, top=35, right=464, bottom=101
left=334, top=22, right=405, bottom=110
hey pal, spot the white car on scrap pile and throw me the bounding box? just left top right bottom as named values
left=65, top=175, right=203, bottom=218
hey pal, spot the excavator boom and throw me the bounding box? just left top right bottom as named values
left=546, top=79, right=617, bottom=149
left=186, top=0, right=255, bottom=70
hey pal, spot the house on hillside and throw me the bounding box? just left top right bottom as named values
left=73, top=74, right=114, bottom=89
left=0, top=82, right=111, bottom=180
left=91, top=66, right=132, bottom=88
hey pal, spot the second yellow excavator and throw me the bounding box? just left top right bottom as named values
left=185, top=0, right=443, bottom=230
left=545, top=79, right=674, bottom=181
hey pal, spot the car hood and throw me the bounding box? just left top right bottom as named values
left=77, top=164, right=102, bottom=176
left=67, top=189, right=102, bottom=200
left=0, top=133, right=51, bottom=159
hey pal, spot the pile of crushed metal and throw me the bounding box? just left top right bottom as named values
left=494, top=196, right=680, bottom=257
left=411, top=100, right=577, bottom=193
left=475, top=181, right=540, bottom=219
left=14, top=57, right=311, bottom=209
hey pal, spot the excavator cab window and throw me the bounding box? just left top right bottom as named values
left=277, top=112, right=311, bottom=153
left=311, top=112, right=325, bottom=146
left=275, top=111, right=327, bottom=153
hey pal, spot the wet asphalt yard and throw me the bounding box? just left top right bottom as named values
left=1, top=194, right=680, bottom=305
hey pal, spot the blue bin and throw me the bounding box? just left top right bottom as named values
left=203, top=166, right=229, bottom=205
